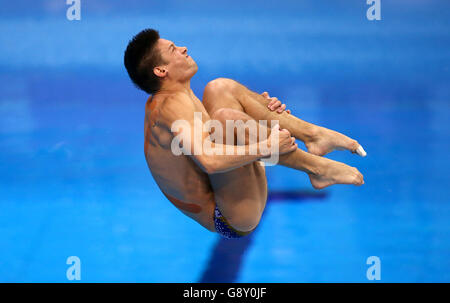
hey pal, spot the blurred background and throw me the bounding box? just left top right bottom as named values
left=0, top=0, right=449, bottom=282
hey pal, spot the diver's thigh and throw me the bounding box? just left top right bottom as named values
left=209, top=162, right=267, bottom=232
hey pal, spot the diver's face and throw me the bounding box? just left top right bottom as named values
left=157, top=38, right=197, bottom=80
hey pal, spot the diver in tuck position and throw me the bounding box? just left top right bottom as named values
left=124, top=29, right=366, bottom=239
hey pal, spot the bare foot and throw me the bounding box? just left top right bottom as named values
left=308, top=157, right=364, bottom=190
left=305, top=126, right=366, bottom=157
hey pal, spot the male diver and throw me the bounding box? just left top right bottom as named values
left=124, top=29, right=366, bottom=239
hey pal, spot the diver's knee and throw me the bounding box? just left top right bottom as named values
left=210, top=107, right=236, bottom=123
left=204, top=78, right=237, bottom=97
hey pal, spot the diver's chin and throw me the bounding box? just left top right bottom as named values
left=186, top=64, right=198, bottom=80
left=191, top=62, right=198, bottom=74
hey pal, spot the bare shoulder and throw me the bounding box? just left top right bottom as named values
left=158, top=92, right=195, bottom=123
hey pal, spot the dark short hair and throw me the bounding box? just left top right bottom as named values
left=124, top=29, right=166, bottom=95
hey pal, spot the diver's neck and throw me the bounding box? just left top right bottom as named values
left=158, top=80, right=192, bottom=97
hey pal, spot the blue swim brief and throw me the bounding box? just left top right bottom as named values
left=214, top=206, right=254, bottom=239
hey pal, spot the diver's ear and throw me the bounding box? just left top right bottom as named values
left=153, top=66, right=167, bottom=78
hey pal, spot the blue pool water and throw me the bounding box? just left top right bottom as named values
left=0, top=0, right=449, bottom=282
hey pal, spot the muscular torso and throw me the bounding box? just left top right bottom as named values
left=144, top=93, right=216, bottom=232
